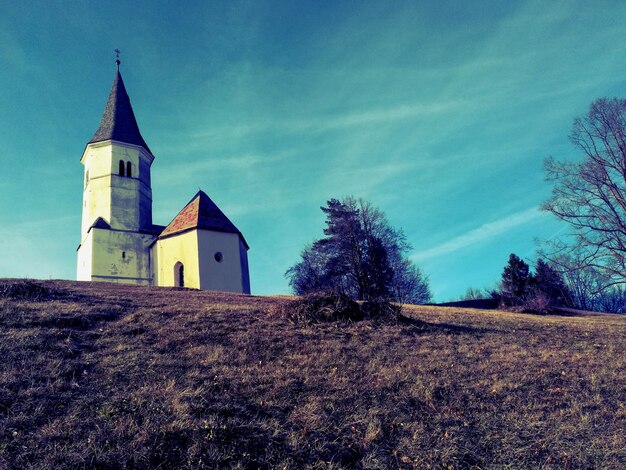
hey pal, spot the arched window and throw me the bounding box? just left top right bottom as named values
left=119, top=160, right=125, bottom=176
left=126, top=161, right=132, bottom=177
left=174, top=262, right=184, bottom=287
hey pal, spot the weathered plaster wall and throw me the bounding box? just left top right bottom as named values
left=79, top=140, right=156, bottom=284
left=83, top=228, right=156, bottom=284
left=109, top=144, right=153, bottom=231
left=81, top=141, right=153, bottom=235
left=81, top=144, right=113, bottom=235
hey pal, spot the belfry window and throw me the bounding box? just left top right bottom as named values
left=119, top=160, right=125, bottom=176
left=126, top=161, right=132, bottom=177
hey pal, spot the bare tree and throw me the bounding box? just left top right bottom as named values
left=543, top=98, right=626, bottom=286
left=539, top=250, right=607, bottom=310
left=460, top=287, right=486, bottom=301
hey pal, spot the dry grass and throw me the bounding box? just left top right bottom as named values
left=1, top=279, right=625, bottom=469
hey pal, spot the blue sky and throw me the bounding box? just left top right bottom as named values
left=2, top=0, right=626, bottom=301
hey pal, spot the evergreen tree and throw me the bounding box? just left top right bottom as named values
left=501, top=253, right=531, bottom=306
left=533, top=259, right=572, bottom=307
left=286, top=197, right=431, bottom=303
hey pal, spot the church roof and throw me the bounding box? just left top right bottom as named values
left=160, top=191, right=249, bottom=248
left=88, top=67, right=152, bottom=154
left=90, top=217, right=111, bottom=230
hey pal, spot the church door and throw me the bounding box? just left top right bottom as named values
left=174, top=262, right=184, bottom=287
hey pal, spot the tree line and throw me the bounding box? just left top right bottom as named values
left=461, top=97, right=626, bottom=313
left=287, top=97, right=626, bottom=314
left=462, top=252, right=626, bottom=314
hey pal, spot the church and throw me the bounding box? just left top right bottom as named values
left=76, top=58, right=250, bottom=294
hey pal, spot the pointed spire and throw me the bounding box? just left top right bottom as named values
left=88, top=57, right=152, bottom=154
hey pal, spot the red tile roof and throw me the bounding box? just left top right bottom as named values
left=160, top=196, right=201, bottom=237
left=160, top=191, right=248, bottom=248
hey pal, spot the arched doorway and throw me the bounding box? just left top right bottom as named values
left=174, top=262, right=184, bottom=287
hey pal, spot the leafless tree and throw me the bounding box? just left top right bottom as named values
left=543, top=98, right=626, bottom=286
left=460, top=287, right=486, bottom=301
left=539, top=250, right=606, bottom=310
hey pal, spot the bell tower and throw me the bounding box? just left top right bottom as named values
left=77, top=56, right=158, bottom=284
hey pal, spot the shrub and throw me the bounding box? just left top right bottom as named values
left=0, top=279, right=59, bottom=301
left=280, top=291, right=405, bottom=324
left=360, top=298, right=403, bottom=322
left=523, top=289, right=555, bottom=314
left=281, top=291, right=362, bottom=323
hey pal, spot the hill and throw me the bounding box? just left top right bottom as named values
left=1, top=280, right=626, bottom=469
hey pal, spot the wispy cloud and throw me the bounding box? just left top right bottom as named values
left=186, top=99, right=467, bottom=143
left=155, top=153, right=281, bottom=184
left=412, top=207, right=546, bottom=262
left=285, top=101, right=467, bottom=133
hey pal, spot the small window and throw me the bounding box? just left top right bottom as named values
left=119, top=160, right=125, bottom=176
left=214, top=252, right=223, bottom=263
left=122, top=251, right=126, bottom=259
left=85, top=170, right=89, bottom=188
left=126, top=161, right=132, bottom=177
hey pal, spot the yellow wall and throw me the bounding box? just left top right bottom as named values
left=154, top=229, right=249, bottom=293
left=153, top=230, right=201, bottom=288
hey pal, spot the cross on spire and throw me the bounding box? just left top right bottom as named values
left=114, top=48, right=121, bottom=70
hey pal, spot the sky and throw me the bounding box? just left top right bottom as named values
left=2, top=0, right=626, bottom=301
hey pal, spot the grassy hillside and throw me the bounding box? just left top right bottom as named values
left=1, top=280, right=626, bottom=469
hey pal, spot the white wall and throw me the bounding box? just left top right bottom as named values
left=81, top=143, right=114, bottom=236
left=154, top=229, right=249, bottom=293
left=78, top=140, right=156, bottom=284
left=80, top=141, right=154, bottom=236
left=197, top=230, right=246, bottom=293
left=76, top=231, right=93, bottom=281
left=79, top=227, right=156, bottom=284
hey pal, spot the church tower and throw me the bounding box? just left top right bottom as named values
left=77, top=58, right=160, bottom=284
